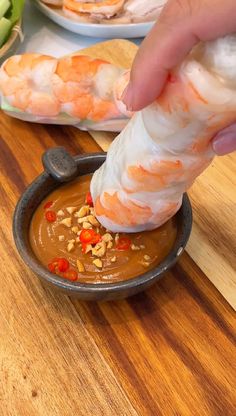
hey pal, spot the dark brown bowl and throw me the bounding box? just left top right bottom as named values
left=13, top=148, right=192, bottom=301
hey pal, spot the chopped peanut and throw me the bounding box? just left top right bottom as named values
left=107, top=241, right=113, bottom=249
left=82, top=222, right=92, bottom=229
left=77, top=216, right=88, bottom=224
left=76, top=259, right=85, bottom=273
left=144, top=255, right=151, bottom=261
left=140, top=245, right=145, bottom=249
left=93, top=259, right=103, bottom=269
left=60, top=217, right=72, bottom=228
left=87, top=215, right=99, bottom=226
left=67, top=242, right=75, bottom=252
left=102, top=233, right=113, bottom=243
left=85, top=244, right=92, bottom=254
left=68, top=239, right=75, bottom=244
left=58, top=235, right=65, bottom=242
left=75, top=206, right=89, bottom=218
left=111, top=256, right=117, bottom=263
left=131, top=244, right=141, bottom=251
left=66, top=207, right=77, bottom=215
left=76, top=237, right=81, bottom=243
left=92, top=241, right=106, bottom=258
left=140, top=260, right=150, bottom=268
left=57, top=210, right=64, bottom=216
left=72, top=226, right=79, bottom=234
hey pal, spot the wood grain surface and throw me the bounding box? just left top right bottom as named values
left=77, top=40, right=236, bottom=310
left=0, top=40, right=236, bottom=416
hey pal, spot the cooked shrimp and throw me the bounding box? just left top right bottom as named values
left=52, top=55, right=124, bottom=121
left=63, top=0, right=125, bottom=18
left=0, top=54, right=60, bottom=117
left=0, top=53, right=130, bottom=130
left=91, top=35, right=236, bottom=232
left=62, top=6, right=95, bottom=22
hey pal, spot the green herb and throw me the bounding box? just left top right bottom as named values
left=0, top=0, right=10, bottom=20
left=0, top=16, right=11, bottom=47
left=5, top=0, right=25, bottom=26
left=0, top=0, right=24, bottom=48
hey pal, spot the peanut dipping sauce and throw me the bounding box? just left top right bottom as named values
left=30, top=174, right=177, bottom=283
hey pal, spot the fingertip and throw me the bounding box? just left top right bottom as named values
left=212, top=132, right=236, bottom=155
left=122, top=70, right=168, bottom=111
left=121, top=83, right=134, bottom=111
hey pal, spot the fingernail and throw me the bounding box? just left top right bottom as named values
left=121, top=83, right=133, bottom=111
left=213, top=131, right=236, bottom=155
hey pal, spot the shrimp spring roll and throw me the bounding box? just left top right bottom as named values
left=0, top=54, right=131, bottom=132
left=91, top=36, right=236, bottom=232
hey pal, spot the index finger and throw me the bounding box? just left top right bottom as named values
left=123, top=5, right=198, bottom=110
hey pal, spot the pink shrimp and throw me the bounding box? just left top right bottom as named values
left=0, top=54, right=60, bottom=117
left=95, top=191, right=152, bottom=226
left=52, top=55, right=122, bottom=121
left=91, top=35, right=236, bottom=232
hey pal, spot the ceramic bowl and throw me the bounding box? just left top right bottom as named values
left=0, top=19, right=23, bottom=65
left=13, top=148, right=192, bottom=301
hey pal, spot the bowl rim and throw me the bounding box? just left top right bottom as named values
left=13, top=152, right=192, bottom=294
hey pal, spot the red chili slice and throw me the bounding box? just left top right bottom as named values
left=45, top=210, right=57, bottom=222
left=48, top=262, right=57, bottom=273
left=80, top=229, right=101, bottom=247
left=86, top=191, right=93, bottom=207
left=90, top=234, right=101, bottom=245
left=48, top=258, right=70, bottom=274
left=80, top=229, right=96, bottom=243
left=62, top=269, right=78, bottom=282
left=116, top=236, right=131, bottom=251
left=43, top=201, right=53, bottom=209
left=57, top=258, right=69, bottom=272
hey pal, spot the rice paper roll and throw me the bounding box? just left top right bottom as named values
left=91, top=36, right=236, bottom=232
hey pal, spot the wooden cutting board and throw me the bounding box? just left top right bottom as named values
left=76, top=39, right=236, bottom=309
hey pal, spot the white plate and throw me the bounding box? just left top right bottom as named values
left=33, top=0, right=155, bottom=38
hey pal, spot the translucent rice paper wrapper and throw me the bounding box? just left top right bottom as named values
left=91, top=36, right=236, bottom=232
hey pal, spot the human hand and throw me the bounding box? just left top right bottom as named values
left=123, top=0, right=236, bottom=155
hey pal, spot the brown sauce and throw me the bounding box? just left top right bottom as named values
left=29, top=174, right=177, bottom=283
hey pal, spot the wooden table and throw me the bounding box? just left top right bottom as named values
left=0, top=109, right=235, bottom=416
